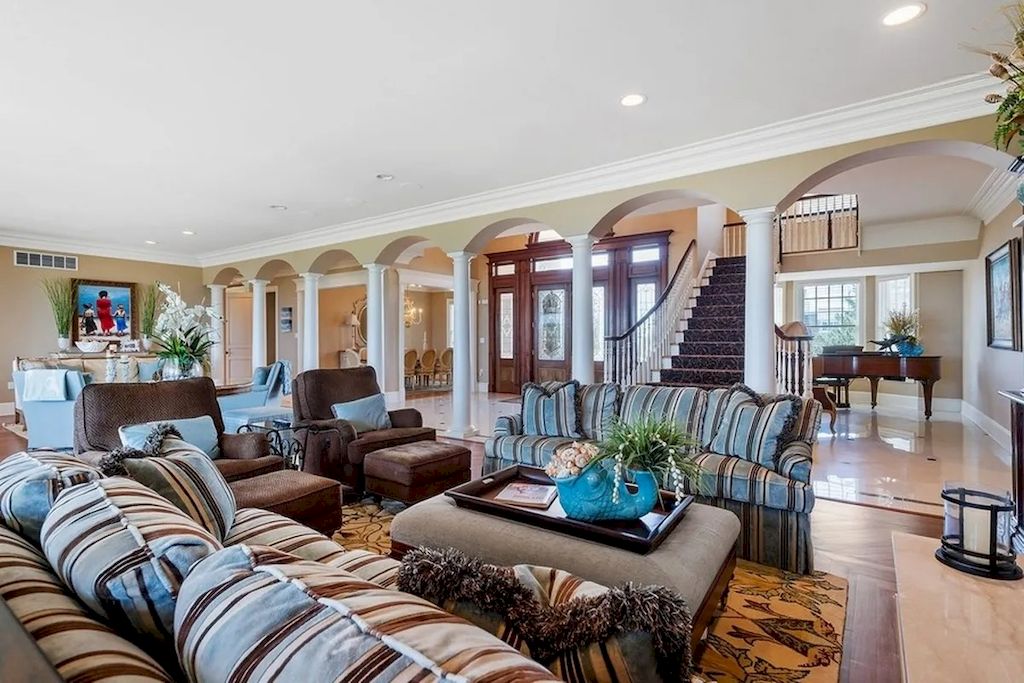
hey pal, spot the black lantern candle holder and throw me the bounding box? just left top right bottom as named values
left=936, top=484, right=1023, bottom=581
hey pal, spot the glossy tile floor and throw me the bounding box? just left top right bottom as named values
left=407, top=392, right=1014, bottom=516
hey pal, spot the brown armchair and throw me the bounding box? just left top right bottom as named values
left=73, top=377, right=283, bottom=483
left=291, top=367, right=435, bottom=491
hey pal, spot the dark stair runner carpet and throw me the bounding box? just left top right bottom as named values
left=656, top=255, right=745, bottom=389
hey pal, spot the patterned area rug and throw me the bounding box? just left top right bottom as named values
left=334, top=503, right=848, bottom=683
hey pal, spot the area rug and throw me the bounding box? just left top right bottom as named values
left=335, top=502, right=848, bottom=682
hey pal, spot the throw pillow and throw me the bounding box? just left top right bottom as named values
left=522, top=381, right=581, bottom=438
left=41, top=477, right=221, bottom=654
left=119, top=415, right=220, bottom=458
left=174, top=544, right=556, bottom=683
left=620, top=385, right=707, bottom=440
left=330, top=393, right=392, bottom=435
left=122, top=439, right=236, bottom=541
left=0, top=450, right=103, bottom=545
left=709, top=385, right=803, bottom=468
left=578, top=383, right=620, bottom=442
left=398, top=547, right=693, bottom=683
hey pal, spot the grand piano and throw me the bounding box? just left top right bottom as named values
left=812, top=352, right=942, bottom=419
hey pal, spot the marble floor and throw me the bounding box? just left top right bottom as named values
left=405, top=392, right=1013, bottom=516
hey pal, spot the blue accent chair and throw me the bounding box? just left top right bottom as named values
left=12, top=370, right=90, bottom=450
left=218, top=361, right=291, bottom=433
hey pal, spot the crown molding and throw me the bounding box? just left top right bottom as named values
left=0, top=230, right=201, bottom=267
left=198, top=73, right=994, bottom=268
left=965, top=168, right=1019, bottom=225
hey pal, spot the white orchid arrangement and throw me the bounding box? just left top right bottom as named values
left=153, top=283, right=220, bottom=372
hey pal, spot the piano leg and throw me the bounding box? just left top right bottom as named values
left=868, top=377, right=880, bottom=410
left=921, top=379, right=935, bottom=420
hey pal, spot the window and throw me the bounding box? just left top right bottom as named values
left=494, top=263, right=515, bottom=276
left=592, top=252, right=610, bottom=267
left=876, top=275, right=913, bottom=339
left=537, top=289, right=566, bottom=360
left=498, top=292, right=514, bottom=359
left=446, top=299, right=455, bottom=348
left=774, top=284, right=786, bottom=327
left=593, top=285, right=606, bottom=362
left=534, top=256, right=572, bottom=272
left=800, top=281, right=860, bottom=354
left=631, top=246, right=660, bottom=263
left=634, top=282, right=657, bottom=322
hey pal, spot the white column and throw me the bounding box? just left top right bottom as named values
left=300, top=273, right=322, bottom=370
left=448, top=251, right=478, bottom=438
left=249, top=279, right=269, bottom=371
left=364, top=263, right=386, bottom=380
left=741, top=208, right=776, bottom=392
left=567, top=235, right=595, bottom=383
left=697, top=203, right=727, bottom=265
left=207, top=284, right=226, bottom=384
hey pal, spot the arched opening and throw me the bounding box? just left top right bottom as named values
left=210, top=266, right=243, bottom=286
left=464, top=217, right=547, bottom=255
left=375, top=235, right=431, bottom=266
left=254, top=258, right=297, bottom=281
left=308, top=248, right=359, bottom=275
left=588, top=189, right=723, bottom=239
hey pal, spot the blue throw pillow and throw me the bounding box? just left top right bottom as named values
left=521, top=381, right=581, bottom=438
left=330, top=395, right=392, bottom=435
left=251, top=366, right=271, bottom=387
left=119, top=415, right=221, bottom=458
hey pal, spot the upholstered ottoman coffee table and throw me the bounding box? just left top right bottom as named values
left=364, top=442, right=471, bottom=504
left=390, top=494, right=740, bottom=655
left=231, top=470, right=342, bottom=535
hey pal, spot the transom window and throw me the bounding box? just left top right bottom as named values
left=800, top=281, right=860, bottom=354
left=631, top=246, right=661, bottom=263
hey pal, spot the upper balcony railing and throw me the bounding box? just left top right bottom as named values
left=778, top=193, right=859, bottom=258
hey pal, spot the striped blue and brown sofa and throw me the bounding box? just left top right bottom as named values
left=485, top=382, right=822, bottom=574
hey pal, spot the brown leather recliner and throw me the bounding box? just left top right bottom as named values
left=291, top=367, right=435, bottom=491
left=73, top=377, right=283, bottom=482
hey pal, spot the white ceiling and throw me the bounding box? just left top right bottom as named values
left=811, top=155, right=998, bottom=225
left=0, top=0, right=1007, bottom=264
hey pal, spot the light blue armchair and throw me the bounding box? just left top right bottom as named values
left=218, top=361, right=291, bottom=433
left=12, top=370, right=90, bottom=450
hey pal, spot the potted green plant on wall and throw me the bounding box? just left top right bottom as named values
left=977, top=2, right=1024, bottom=202
left=139, top=282, right=160, bottom=351
left=41, top=278, right=74, bottom=351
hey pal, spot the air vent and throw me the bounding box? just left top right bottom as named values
left=13, top=250, right=78, bottom=271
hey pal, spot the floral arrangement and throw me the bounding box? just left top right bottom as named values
left=545, top=441, right=599, bottom=479
left=152, top=283, right=219, bottom=376
left=873, top=305, right=921, bottom=353
left=597, top=416, right=700, bottom=503
left=975, top=3, right=1024, bottom=153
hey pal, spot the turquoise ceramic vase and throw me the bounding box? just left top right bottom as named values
left=896, top=341, right=924, bottom=357
left=553, top=462, right=659, bottom=522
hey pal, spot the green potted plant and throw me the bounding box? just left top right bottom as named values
left=41, top=278, right=74, bottom=351
left=139, top=282, right=160, bottom=351
left=545, top=416, right=700, bottom=522
left=977, top=2, right=1024, bottom=202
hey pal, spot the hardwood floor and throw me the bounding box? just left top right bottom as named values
left=2, top=427, right=942, bottom=683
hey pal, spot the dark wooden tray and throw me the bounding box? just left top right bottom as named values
left=445, top=465, right=693, bottom=554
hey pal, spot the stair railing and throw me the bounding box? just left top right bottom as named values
left=775, top=321, right=814, bottom=398
left=603, top=240, right=701, bottom=387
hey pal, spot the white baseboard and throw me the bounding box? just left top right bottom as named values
left=444, top=426, right=479, bottom=440
left=961, top=401, right=1012, bottom=459
left=0, top=401, right=13, bottom=416
left=847, top=390, right=961, bottom=414
left=476, top=382, right=489, bottom=393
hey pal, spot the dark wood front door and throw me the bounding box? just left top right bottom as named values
left=533, top=285, right=571, bottom=383
left=493, top=288, right=519, bottom=393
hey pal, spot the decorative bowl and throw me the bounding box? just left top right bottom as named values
left=75, top=340, right=109, bottom=353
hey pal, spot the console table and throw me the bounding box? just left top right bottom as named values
left=893, top=532, right=1024, bottom=681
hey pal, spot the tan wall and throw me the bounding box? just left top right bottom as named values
left=317, top=285, right=365, bottom=369
left=272, top=275, right=299, bottom=370
left=782, top=239, right=979, bottom=273
left=963, top=204, right=1024, bottom=430
left=0, top=244, right=205, bottom=404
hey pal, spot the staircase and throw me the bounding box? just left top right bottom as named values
left=655, top=255, right=745, bottom=389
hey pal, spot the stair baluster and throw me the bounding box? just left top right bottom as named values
left=775, top=323, right=814, bottom=398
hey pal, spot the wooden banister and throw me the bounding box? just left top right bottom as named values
left=775, top=323, right=814, bottom=398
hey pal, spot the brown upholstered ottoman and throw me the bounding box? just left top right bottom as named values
left=364, top=441, right=471, bottom=504
left=230, top=470, right=342, bottom=535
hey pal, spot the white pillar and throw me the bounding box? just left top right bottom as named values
left=207, top=284, right=226, bottom=384
left=741, top=208, right=776, bottom=392
left=300, top=273, right=322, bottom=370
left=448, top=251, right=478, bottom=438
left=364, top=263, right=386, bottom=380
left=567, top=235, right=595, bottom=383
left=697, top=203, right=727, bottom=265
left=249, top=279, right=269, bottom=371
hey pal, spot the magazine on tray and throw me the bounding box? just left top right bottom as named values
left=494, top=482, right=557, bottom=509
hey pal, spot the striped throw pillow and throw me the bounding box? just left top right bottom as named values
left=0, top=525, right=173, bottom=682
left=522, top=381, right=581, bottom=438
left=123, top=439, right=236, bottom=541
left=41, top=477, right=221, bottom=653
left=620, top=385, right=707, bottom=439
left=0, top=450, right=102, bottom=545
left=175, top=544, right=558, bottom=682
left=700, top=387, right=734, bottom=447
left=709, top=386, right=803, bottom=468
left=578, top=383, right=620, bottom=441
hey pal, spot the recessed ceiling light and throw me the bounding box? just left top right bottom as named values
left=882, top=3, right=926, bottom=26
left=376, top=173, right=395, bottom=181
left=620, top=93, right=647, bottom=107
left=269, top=204, right=288, bottom=211
left=181, top=230, right=195, bottom=236
left=144, top=240, right=158, bottom=245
